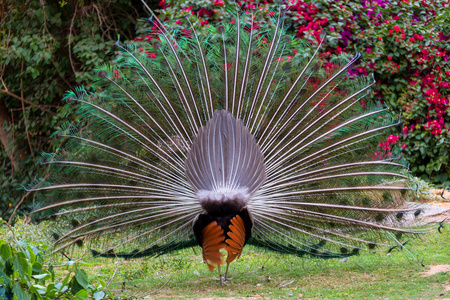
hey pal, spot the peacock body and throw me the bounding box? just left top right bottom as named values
left=30, top=8, right=431, bottom=283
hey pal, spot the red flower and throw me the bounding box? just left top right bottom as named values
left=387, top=56, right=392, bottom=60
left=402, top=126, right=408, bottom=135
left=387, top=135, right=399, bottom=144
left=198, top=8, right=214, bottom=17
left=182, top=5, right=192, bottom=12
left=114, top=69, right=120, bottom=79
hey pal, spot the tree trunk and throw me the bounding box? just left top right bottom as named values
left=0, top=99, right=19, bottom=170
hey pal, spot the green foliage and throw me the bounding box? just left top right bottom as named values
left=0, top=219, right=113, bottom=300
left=0, top=0, right=145, bottom=219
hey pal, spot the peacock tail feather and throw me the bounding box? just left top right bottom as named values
left=30, top=9, right=431, bottom=261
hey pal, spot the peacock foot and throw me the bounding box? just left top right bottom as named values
left=215, top=276, right=232, bottom=285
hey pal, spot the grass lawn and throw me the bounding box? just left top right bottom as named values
left=64, top=226, right=449, bottom=299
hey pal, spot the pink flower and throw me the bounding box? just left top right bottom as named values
left=366, top=47, right=372, bottom=53
left=378, top=141, right=390, bottom=151
left=329, top=26, right=335, bottom=31
left=409, top=37, right=415, bottom=42
left=114, top=69, right=120, bottom=79
left=182, top=5, right=192, bottom=12
left=379, top=135, right=399, bottom=151
left=293, top=49, right=298, bottom=55
left=371, top=151, right=382, bottom=160
left=387, top=135, right=399, bottom=144
left=402, top=126, right=408, bottom=135
left=387, top=56, right=392, bottom=60
left=424, top=120, right=443, bottom=135
left=402, top=144, right=407, bottom=149
left=414, top=34, right=423, bottom=41
left=175, top=20, right=182, bottom=25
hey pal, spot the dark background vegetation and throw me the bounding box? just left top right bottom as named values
left=1, top=0, right=449, bottom=219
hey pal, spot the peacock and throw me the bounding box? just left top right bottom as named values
left=29, top=7, right=433, bottom=284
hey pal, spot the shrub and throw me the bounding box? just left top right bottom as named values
left=0, top=0, right=147, bottom=219
left=0, top=219, right=113, bottom=300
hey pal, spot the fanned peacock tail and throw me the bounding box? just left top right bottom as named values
left=30, top=8, right=432, bottom=265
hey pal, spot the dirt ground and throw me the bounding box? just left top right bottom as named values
left=418, top=189, right=450, bottom=223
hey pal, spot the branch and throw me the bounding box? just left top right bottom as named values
left=0, top=98, right=19, bottom=170
left=68, top=4, right=78, bottom=76
left=21, top=60, right=35, bottom=160
left=51, top=57, right=74, bottom=90
left=0, top=89, right=56, bottom=115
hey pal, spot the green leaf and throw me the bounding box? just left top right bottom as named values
left=49, top=263, right=55, bottom=281
left=75, top=289, right=89, bottom=300
left=32, top=273, right=48, bottom=280
left=12, top=256, right=31, bottom=281
left=74, top=269, right=90, bottom=290
left=16, top=240, right=27, bottom=248
left=13, top=282, right=32, bottom=300
left=32, top=261, right=43, bottom=274
left=27, top=246, right=35, bottom=264
left=93, top=290, right=106, bottom=300
left=0, top=244, right=12, bottom=261
left=31, top=283, right=47, bottom=290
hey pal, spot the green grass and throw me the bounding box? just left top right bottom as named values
left=2, top=217, right=449, bottom=299
left=57, top=228, right=450, bottom=299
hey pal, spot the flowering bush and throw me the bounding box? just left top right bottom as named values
left=139, top=0, right=449, bottom=185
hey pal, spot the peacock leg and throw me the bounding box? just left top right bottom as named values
left=217, top=264, right=223, bottom=285
left=224, top=261, right=232, bottom=282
